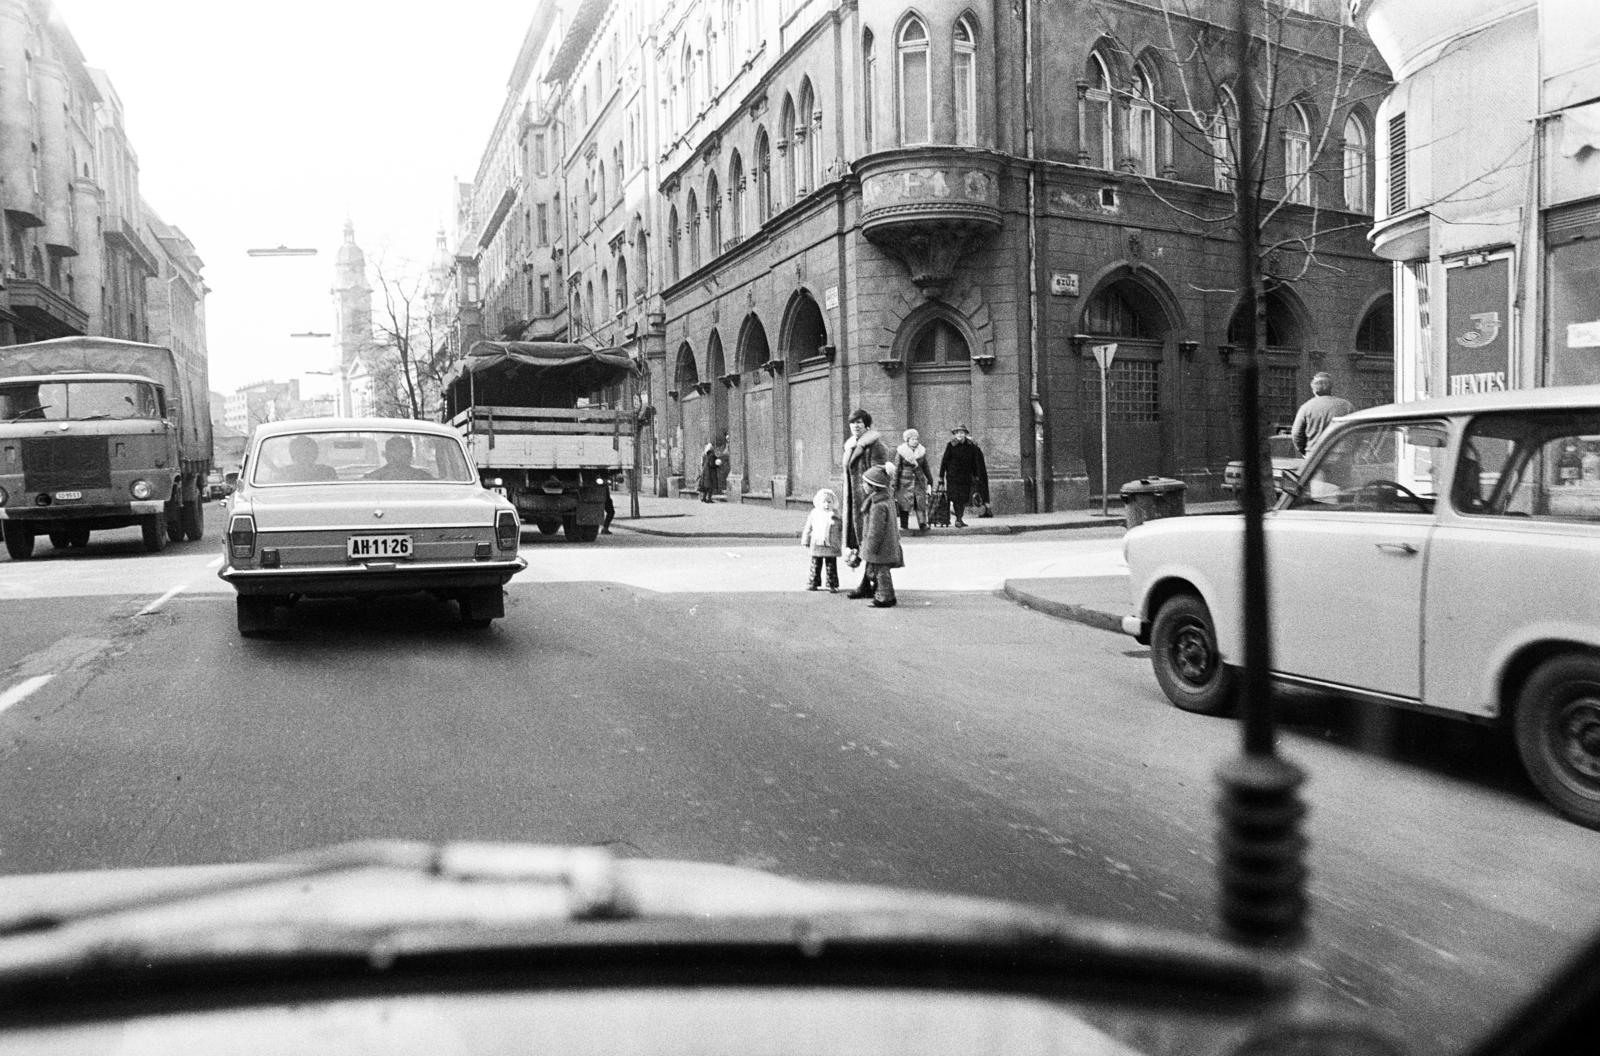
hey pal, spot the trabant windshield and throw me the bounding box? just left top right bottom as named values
left=251, top=430, right=474, bottom=486
left=0, top=379, right=163, bottom=422
left=1288, top=420, right=1448, bottom=512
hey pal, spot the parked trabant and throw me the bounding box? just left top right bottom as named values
left=219, top=418, right=526, bottom=636
left=1121, top=385, right=1600, bottom=829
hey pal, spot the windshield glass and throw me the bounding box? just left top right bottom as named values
left=250, top=431, right=473, bottom=485
left=0, top=380, right=162, bottom=422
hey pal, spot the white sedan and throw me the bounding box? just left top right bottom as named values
left=1122, top=385, right=1600, bottom=829
left=219, top=418, right=526, bottom=636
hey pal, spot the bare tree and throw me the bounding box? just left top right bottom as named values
left=370, top=257, right=455, bottom=420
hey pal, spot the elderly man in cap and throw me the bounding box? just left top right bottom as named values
left=938, top=423, right=989, bottom=528
left=1291, top=372, right=1354, bottom=456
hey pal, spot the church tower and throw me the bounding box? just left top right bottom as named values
left=330, top=219, right=373, bottom=415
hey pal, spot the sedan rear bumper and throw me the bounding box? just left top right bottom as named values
left=219, top=556, right=527, bottom=597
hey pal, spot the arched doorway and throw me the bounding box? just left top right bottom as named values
left=674, top=343, right=703, bottom=485
left=738, top=314, right=773, bottom=495
left=1227, top=286, right=1309, bottom=433
left=1352, top=294, right=1395, bottom=408
left=781, top=291, right=831, bottom=497
left=1078, top=278, right=1174, bottom=496
left=902, top=312, right=973, bottom=443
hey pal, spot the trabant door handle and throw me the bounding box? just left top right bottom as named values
left=1375, top=542, right=1418, bottom=555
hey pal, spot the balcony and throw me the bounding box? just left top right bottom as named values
left=4, top=276, right=87, bottom=337
left=857, top=148, right=1003, bottom=299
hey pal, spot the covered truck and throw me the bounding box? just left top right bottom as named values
left=443, top=340, right=637, bottom=543
left=0, top=336, right=213, bottom=559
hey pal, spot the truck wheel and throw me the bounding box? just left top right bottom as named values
left=1514, top=653, right=1600, bottom=830
left=166, top=503, right=184, bottom=543
left=236, top=595, right=276, bottom=637
left=68, top=527, right=91, bottom=547
left=564, top=518, right=598, bottom=543
left=48, top=531, right=71, bottom=550
left=3, top=525, right=34, bottom=560
left=536, top=520, right=560, bottom=535
left=181, top=498, right=204, bottom=541
left=1150, top=593, right=1237, bottom=716
left=142, top=513, right=169, bottom=553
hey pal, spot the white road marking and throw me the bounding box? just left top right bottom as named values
left=137, top=584, right=187, bottom=615
left=0, top=674, right=53, bottom=714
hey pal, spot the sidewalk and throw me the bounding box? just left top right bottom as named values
left=604, top=489, right=1236, bottom=635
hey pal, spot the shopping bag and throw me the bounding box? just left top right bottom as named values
left=927, top=488, right=951, bottom=527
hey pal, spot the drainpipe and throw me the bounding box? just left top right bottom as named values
left=1023, top=0, right=1045, bottom=513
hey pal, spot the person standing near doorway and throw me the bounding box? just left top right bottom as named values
left=939, top=424, right=989, bottom=528
left=1291, top=372, right=1353, bottom=456
left=893, top=428, right=934, bottom=533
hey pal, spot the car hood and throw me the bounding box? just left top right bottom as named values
left=238, top=483, right=507, bottom=529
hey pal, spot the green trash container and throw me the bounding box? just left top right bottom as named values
left=1120, top=476, right=1187, bottom=529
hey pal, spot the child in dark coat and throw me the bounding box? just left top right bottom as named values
left=858, top=465, right=904, bottom=608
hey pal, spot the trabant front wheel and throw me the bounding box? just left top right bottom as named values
left=1150, top=594, right=1237, bottom=716
left=1515, top=653, right=1600, bottom=830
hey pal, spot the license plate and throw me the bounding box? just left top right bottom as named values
left=348, top=534, right=413, bottom=559
left=55, top=491, right=83, bottom=501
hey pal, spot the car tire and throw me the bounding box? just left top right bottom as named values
left=68, top=527, right=91, bottom=547
left=3, top=525, right=35, bottom=561
left=1514, top=653, right=1600, bottom=830
left=536, top=520, right=560, bottom=536
left=48, top=531, right=71, bottom=550
left=181, top=497, right=204, bottom=541
left=458, top=586, right=502, bottom=629
left=1150, top=593, right=1237, bottom=716
left=142, top=512, right=169, bottom=553
left=236, top=595, right=276, bottom=638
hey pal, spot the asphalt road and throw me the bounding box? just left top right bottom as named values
left=2, top=503, right=1598, bottom=1055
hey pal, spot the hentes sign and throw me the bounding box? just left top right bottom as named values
left=1446, top=253, right=1512, bottom=397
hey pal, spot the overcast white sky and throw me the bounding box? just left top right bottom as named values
left=51, top=0, right=537, bottom=394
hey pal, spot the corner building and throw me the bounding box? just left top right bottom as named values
left=491, top=0, right=1395, bottom=510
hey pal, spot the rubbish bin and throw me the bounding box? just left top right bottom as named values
left=1120, top=476, right=1187, bottom=529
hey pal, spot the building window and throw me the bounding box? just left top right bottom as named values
left=910, top=318, right=971, bottom=364
left=596, top=163, right=607, bottom=216
left=687, top=191, right=701, bottom=270
left=634, top=230, right=648, bottom=295
left=1130, top=64, right=1159, bottom=176
left=797, top=78, right=818, bottom=194
left=536, top=204, right=549, bottom=245
left=953, top=16, right=977, bottom=146
left=539, top=274, right=552, bottom=315
left=755, top=128, right=773, bottom=222
left=1211, top=87, right=1238, bottom=191
left=705, top=20, right=719, bottom=98
left=897, top=17, right=930, bottom=145
left=1284, top=102, right=1312, bottom=204
left=683, top=40, right=699, bottom=124
left=585, top=279, right=595, bottom=329
left=707, top=172, right=723, bottom=253
left=534, top=133, right=547, bottom=174
left=1085, top=52, right=1114, bottom=169
left=1342, top=115, right=1370, bottom=212
left=615, top=256, right=628, bottom=312
left=667, top=204, right=681, bottom=283
left=1387, top=111, right=1407, bottom=214
left=780, top=94, right=797, bottom=203
left=863, top=30, right=877, bottom=151
left=728, top=152, right=744, bottom=243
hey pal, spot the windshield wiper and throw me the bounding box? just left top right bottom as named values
left=0, top=840, right=633, bottom=938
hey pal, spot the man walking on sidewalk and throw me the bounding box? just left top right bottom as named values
left=1291, top=372, right=1353, bottom=456
left=938, top=424, right=988, bottom=528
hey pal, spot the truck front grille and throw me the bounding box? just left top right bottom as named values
left=22, top=436, right=112, bottom=492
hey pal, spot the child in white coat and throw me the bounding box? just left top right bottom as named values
left=799, top=488, right=843, bottom=591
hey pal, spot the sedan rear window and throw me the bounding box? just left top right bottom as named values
left=251, top=431, right=474, bottom=486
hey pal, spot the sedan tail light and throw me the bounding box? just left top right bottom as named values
left=496, top=511, right=519, bottom=551
left=228, top=514, right=257, bottom=560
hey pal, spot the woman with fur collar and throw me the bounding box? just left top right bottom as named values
left=892, top=428, right=934, bottom=533
left=841, top=408, right=891, bottom=596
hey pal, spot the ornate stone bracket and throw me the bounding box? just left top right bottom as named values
left=857, top=150, right=1003, bottom=300
left=718, top=372, right=741, bottom=388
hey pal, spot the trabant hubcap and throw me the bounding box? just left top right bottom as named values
left=1557, top=692, right=1600, bottom=782
left=1171, top=622, right=1216, bottom=685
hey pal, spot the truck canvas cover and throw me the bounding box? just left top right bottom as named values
left=444, top=341, right=637, bottom=415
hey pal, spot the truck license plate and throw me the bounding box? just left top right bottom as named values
left=348, top=534, right=412, bottom=559
left=54, top=491, right=83, bottom=501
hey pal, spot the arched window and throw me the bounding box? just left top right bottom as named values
left=1085, top=286, right=1154, bottom=338
left=863, top=30, right=877, bottom=151
left=682, top=40, right=698, bottom=124
left=706, top=171, right=722, bottom=253
left=634, top=223, right=649, bottom=296
left=1086, top=52, right=1113, bottom=169
left=667, top=204, right=681, bottom=283
left=910, top=318, right=971, bottom=364
left=1211, top=87, right=1237, bottom=191
left=686, top=190, right=701, bottom=270
left=600, top=269, right=611, bottom=320
left=1130, top=63, right=1158, bottom=176
left=953, top=16, right=977, bottom=146
left=596, top=162, right=606, bottom=216
left=1343, top=114, right=1370, bottom=213
left=705, top=20, right=719, bottom=97
left=755, top=128, right=773, bottom=222
left=780, top=94, right=797, bottom=203
left=797, top=78, right=817, bottom=195
left=571, top=288, right=583, bottom=330
left=1284, top=102, right=1312, bottom=205
left=675, top=343, right=700, bottom=392
left=613, top=144, right=624, bottom=201
left=728, top=151, right=745, bottom=241
left=722, top=0, right=737, bottom=68
left=615, top=256, right=628, bottom=311
left=897, top=17, right=930, bottom=145
left=585, top=279, right=596, bottom=329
